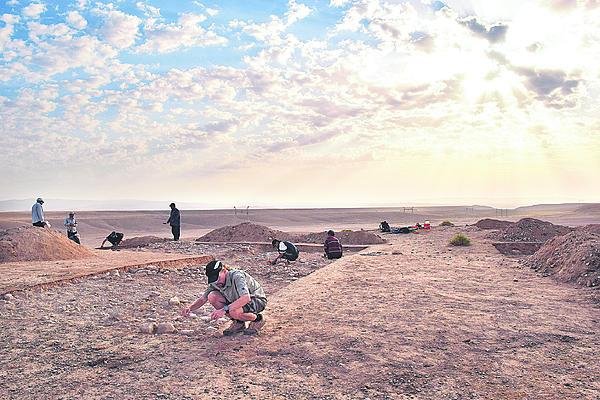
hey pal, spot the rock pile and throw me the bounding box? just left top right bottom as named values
left=474, top=219, right=514, bottom=230
left=525, top=225, right=600, bottom=287
left=496, top=218, right=571, bottom=243
left=0, top=226, right=94, bottom=263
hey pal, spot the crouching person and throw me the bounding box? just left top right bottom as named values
left=181, top=260, right=267, bottom=336
left=324, top=230, right=343, bottom=259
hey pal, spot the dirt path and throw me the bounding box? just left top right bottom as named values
left=1, top=228, right=599, bottom=399
left=0, top=250, right=210, bottom=294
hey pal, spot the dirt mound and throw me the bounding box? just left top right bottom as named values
left=197, top=222, right=293, bottom=243
left=0, top=226, right=94, bottom=263
left=120, top=236, right=169, bottom=248
left=525, top=225, right=600, bottom=287
left=496, top=218, right=572, bottom=242
left=474, top=218, right=514, bottom=230
left=297, top=230, right=385, bottom=245
left=579, top=224, right=600, bottom=235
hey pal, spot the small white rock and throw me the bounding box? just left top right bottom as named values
left=3, top=293, right=14, bottom=301
left=180, top=329, right=195, bottom=336
left=168, top=296, right=181, bottom=306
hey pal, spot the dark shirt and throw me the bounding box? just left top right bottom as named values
left=324, top=235, right=343, bottom=257
left=278, top=241, right=299, bottom=260
left=167, top=208, right=180, bottom=226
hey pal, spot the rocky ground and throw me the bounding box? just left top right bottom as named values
left=1, top=228, right=599, bottom=399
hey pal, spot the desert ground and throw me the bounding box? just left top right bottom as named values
left=1, top=205, right=599, bottom=399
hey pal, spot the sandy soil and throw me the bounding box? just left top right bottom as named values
left=1, top=204, right=598, bottom=246
left=0, top=250, right=210, bottom=294
left=1, top=227, right=599, bottom=399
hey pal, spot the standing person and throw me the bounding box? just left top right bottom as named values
left=63, top=212, right=81, bottom=244
left=271, top=239, right=299, bottom=265
left=164, top=202, right=180, bottom=241
left=31, top=198, right=50, bottom=227
left=181, top=260, right=267, bottom=336
left=324, top=230, right=343, bottom=259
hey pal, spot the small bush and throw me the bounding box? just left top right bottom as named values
left=450, top=233, right=471, bottom=246
left=440, top=221, right=454, bottom=227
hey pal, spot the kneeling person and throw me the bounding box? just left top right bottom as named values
left=181, top=260, right=267, bottom=336
left=271, top=239, right=299, bottom=265
left=324, top=230, right=343, bottom=259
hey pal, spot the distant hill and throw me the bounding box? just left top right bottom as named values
left=0, top=199, right=216, bottom=212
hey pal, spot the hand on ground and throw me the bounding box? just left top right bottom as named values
left=180, top=306, right=191, bottom=317
left=210, top=308, right=226, bottom=320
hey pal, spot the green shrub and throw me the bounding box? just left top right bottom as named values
left=440, top=221, right=454, bottom=227
left=450, top=233, right=471, bottom=246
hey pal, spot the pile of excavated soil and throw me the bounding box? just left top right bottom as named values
left=198, top=223, right=386, bottom=245
left=525, top=225, right=600, bottom=287
left=197, top=222, right=292, bottom=243
left=297, top=230, right=385, bottom=245
left=120, top=236, right=169, bottom=248
left=0, top=226, right=94, bottom=263
left=474, top=219, right=514, bottom=230
left=496, top=218, right=572, bottom=242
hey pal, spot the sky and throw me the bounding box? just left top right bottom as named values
left=0, top=0, right=599, bottom=209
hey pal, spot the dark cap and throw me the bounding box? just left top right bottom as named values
left=327, top=230, right=335, bottom=236
left=169, top=202, right=176, bottom=207
left=205, top=260, right=223, bottom=283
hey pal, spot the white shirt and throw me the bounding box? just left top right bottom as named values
left=64, top=217, right=77, bottom=232
left=32, top=203, right=44, bottom=223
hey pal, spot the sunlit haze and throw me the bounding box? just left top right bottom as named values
left=1, top=0, right=599, bottom=209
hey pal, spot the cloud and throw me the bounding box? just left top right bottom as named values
left=515, top=67, right=581, bottom=108
left=231, top=0, right=312, bottom=44
left=27, top=22, right=72, bottom=42
left=459, top=17, right=508, bottom=43
left=66, top=10, right=87, bottom=30
left=0, top=14, right=19, bottom=50
left=137, top=13, right=227, bottom=54
left=22, top=2, right=45, bottom=19
left=99, top=10, right=141, bottom=49
left=136, top=2, right=160, bottom=17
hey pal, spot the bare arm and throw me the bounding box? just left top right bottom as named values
left=227, top=294, right=250, bottom=311
left=181, top=295, right=208, bottom=316
left=210, top=294, right=251, bottom=320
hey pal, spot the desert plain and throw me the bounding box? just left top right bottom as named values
left=0, top=204, right=599, bottom=399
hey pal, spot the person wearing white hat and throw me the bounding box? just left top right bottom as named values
left=31, top=198, right=50, bottom=228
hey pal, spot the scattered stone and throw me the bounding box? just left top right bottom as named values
left=148, top=291, right=161, bottom=297
left=140, top=323, right=157, bottom=334
left=3, top=293, right=15, bottom=301
left=156, top=322, right=176, bottom=334
left=180, top=329, right=195, bottom=336
left=168, top=296, right=181, bottom=306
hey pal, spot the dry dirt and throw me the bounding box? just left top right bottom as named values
left=0, top=226, right=94, bottom=262
left=473, top=219, right=514, bottom=230
left=524, top=225, right=600, bottom=287
left=496, top=218, right=572, bottom=243
left=1, top=227, right=600, bottom=399
left=197, top=222, right=385, bottom=246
